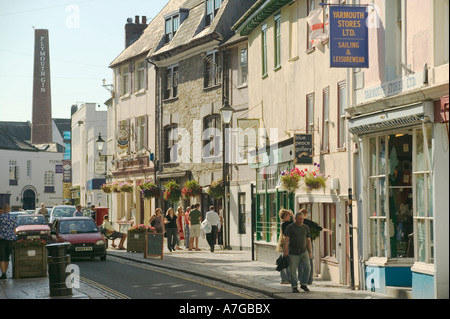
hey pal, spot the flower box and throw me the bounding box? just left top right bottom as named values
left=126, top=230, right=147, bottom=253
left=13, top=244, right=47, bottom=279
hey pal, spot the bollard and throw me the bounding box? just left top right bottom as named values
left=46, top=242, right=72, bottom=297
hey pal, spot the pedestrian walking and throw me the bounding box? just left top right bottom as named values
left=188, top=203, right=202, bottom=251
left=276, top=209, right=293, bottom=284
left=184, top=206, right=192, bottom=249
left=0, top=204, right=18, bottom=279
left=149, top=208, right=164, bottom=234
left=165, top=208, right=178, bottom=252
left=176, top=206, right=185, bottom=250
left=300, top=208, right=333, bottom=285
left=283, top=211, right=312, bottom=293
left=205, top=206, right=219, bottom=252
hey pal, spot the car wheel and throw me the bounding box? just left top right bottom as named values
left=100, top=254, right=106, bottom=261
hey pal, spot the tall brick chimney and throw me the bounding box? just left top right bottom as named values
left=31, top=29, right=52, bottom=144
left=124, top=15, right=148, bottom=48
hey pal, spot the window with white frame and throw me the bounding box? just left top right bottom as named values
left=239, top=47, right=248, bottom=86
left=261, top=23, right=268, bottom=76
left=165, top=65, right=178, bottom=99
left=322, top=87, right=330, bottom=152
left=205, top=0, right=223, bottom=27
left=322, top=203, right=336, bottom=258
left=164, top=125, right=178, bottom=163
left=204, top=51, right=221, bottom=88
left=203, top=114, right=221, bottom=160
left=135, top=60, right=146, bottom=92
left=338, top=81, right=346, bottom=149
left=44, top=171, right=55, bottom=193
left=414, top=126, right=434, bottom=264
left=274, top=13, right=281, bottom=69
left=136, top=116, right=147, bottom=152
left=9, top=160, right=19, bottom=186
left=119, top=64, right=129, bottom=96
left=306, top=93, right=315, bottom=134
left=165, top=14, right=180, bottom=43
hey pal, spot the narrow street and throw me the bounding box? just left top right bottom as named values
left=74, top=255, right=270, bottom=300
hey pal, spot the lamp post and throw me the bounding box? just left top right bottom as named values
left=220, top=100, right=234, bottom=250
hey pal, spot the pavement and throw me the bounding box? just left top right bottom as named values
left=0, top=237, right=392, bottom=300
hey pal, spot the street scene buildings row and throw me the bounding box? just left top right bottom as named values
left=93, top=0, right=447, bottom=299
left=2, top=0, right=446, bottom=299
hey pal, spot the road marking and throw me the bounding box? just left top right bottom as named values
left=115, top=258, right=255, bottom=299
left=80, top=276, right=131, bottom=299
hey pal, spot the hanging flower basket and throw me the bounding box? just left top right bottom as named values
left=182, top=180, right=202, bottom=198
left=207, top=179, right=225, bottom=199
left=111, top=182, right=121, bottom=193
left=101, top=183, right=112, bottom=193
left=138, top=181, right=160, bottom=199
left=163, top=179, right=182, bottom=203
left=119, top=181, right=133, bottom=193
left=280, top=167, right=302, bottom=193
left=302, top=163, right=329, bottom=191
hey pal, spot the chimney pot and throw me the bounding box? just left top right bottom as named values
left=135, top=15, right=139, bottom=24
left=142, top=16, right=147, bottom=24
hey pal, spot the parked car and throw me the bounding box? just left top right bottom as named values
left=15, top=214, right=51, bottom=241
left=49, top=205, right=76, bottom=224
left=50, top=217, right=106, bottom=261
left=10, top=211, right=26, bottom=220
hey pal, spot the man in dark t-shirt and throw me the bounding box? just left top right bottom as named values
left=283, top=211, right=312, bottom=293
left=188, top=204, right=202, bottom=251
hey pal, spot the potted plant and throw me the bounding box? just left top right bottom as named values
left=127, top=224, right=156, bottom=253
left=181, top=180, right=202, bottom=198
left=138, top=181, right=160, bottom=199
left=207, top=179, right=225, bottom=199
left=280, top=167, right=302, bottom=193
left=301, top=163, right=329, bottom=191
left=13, top=238, right=48, bottom=279
left=101, top=183, right=112, bottom=193
left=163, top=180, right=181, bottom=203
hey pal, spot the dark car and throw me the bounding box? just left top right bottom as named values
left=51, top=217, right=106, bottom=261
left=15, top=214, right=51, bottom=241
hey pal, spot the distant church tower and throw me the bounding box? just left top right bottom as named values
left=31, top=29, right=52, bottom=144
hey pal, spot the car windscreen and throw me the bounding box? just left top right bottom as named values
left=59, top=220, right=99, bottom=234
left=17, top=215, right=47, bottom=226
left=53, top=207, right=75, bottom=218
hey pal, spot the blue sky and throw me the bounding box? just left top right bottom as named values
left=0, top=0, right=166, bottom=122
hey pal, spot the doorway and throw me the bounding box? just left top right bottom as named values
left=22, top=189, right=36, bottom=210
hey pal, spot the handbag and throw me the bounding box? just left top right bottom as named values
left=201, top=219, right=211, bottom=234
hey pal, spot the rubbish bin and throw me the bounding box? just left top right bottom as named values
left=46, top=242, right=72, bottom=297
left=95, top=207, right=109, bottom=227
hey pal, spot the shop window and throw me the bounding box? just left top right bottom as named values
left=367, top=131, right=420, bottom=259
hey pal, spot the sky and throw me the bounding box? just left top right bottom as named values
left=0, top=0, right=167, bottom=122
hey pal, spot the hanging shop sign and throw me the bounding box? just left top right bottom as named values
left=294, top=134, right=313, bottom=165
left=329, top=6, right=369, bottom=68
left=116, top=129, right=129, bottom=149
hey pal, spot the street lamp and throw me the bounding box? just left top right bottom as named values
left=95, top=133, right=105, bottom=155
left=221, top=100, right=234, bottom=250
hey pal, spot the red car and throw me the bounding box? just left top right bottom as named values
left=50, top=217, right=106, bottom=261
left=15, top=214, right=51, bottom=241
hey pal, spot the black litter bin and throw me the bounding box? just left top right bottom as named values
left=46, top=242, right=72, bottom=297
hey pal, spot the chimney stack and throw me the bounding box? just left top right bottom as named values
left=31, top=29, right=52, bottom=144
left=125, top=15, right=148, bottom=48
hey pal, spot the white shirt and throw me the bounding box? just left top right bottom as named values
left=205, top=210, right=219, bottom=226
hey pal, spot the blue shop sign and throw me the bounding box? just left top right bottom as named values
left=329, top=6, right=368, bottom=68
